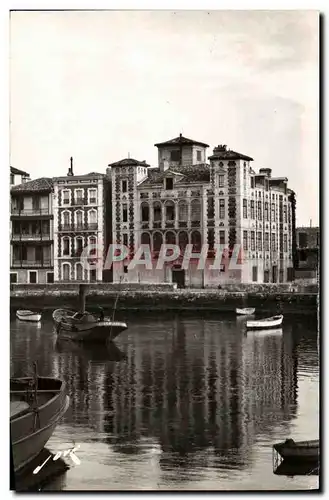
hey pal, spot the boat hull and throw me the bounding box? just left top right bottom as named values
left=236, top=308, right=255, bottom=315
left=10, top=377, right=69, bottom=473
left=246, top=315, right=283, bottom=330
left=16, top=311, right=41, bottom=322
left=274, top=440, right=319, bottom=462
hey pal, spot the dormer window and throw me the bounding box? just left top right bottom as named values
left=165, top=178, right=173, bottom=190
left=197, top=151, right=202, bottom=162
left=170, top=150, right=180, bottom=162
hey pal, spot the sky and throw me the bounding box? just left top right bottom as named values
left=9, top=10, right=319, bottom=226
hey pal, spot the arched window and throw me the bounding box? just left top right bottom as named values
left=153, top=232, right=163, bottom=252
left=141, top=232, right=151, bottom=246
left=178, top=200, right=188, bottom=221
left=141, top=202, right=149, bottom=222
left=89, top=236, right=97, bottom=256
left=153, top=202, right=162, bottom=222
left=62, top=211, right=70, bottom=228
left=88, top=210, right=97, bottom=227
left=75, top=210, right=83, bottom=229
left=191, top=199, right=201, bottom=222
left=62, top=237, right=70, bottom=256
left=76, top=262, right=83, bottom=281
left=165, top=200, right=175, bottom=221
left=75, top=236, right=83, bottom=257
left=191, top=230, right=202, bottom=252
left=62, top=263, right=70, bottom=281
left=178, top=231, right=189, bottom=250
left=165, top=231, right=176, bottom=245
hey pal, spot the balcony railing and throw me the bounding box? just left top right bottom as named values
left=59, top=223, right=98, bottom=231
left=11, top=208, right=51, bottom=216
left=11, top=233, right=51, bottom=241
left=12, top=260, right=53, bottom=268
left=72, top=199, right=85, bottom=206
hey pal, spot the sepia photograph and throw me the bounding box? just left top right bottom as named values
left=8, top=9, right=319, bottom=492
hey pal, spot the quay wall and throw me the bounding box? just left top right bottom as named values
left=10, top=283, right=318, bottom=314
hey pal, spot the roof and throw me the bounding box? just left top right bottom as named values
left=53, top=172, right=105, bottom=181
left=11, top=177, right=53, bottom=194
left=108, top=158, right=150, bottom=168
left=139, top=164, right=210, bottom=187
left=10, top=166, right=30, bottom=177
left=208, top=145, right=253, bottom=162
left=154, top=134, right=209, bottom=148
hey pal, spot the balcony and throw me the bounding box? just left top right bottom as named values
left=72, top=199, right=85, bottom=206
left=11, top=233, right=51, bottom=241
left=11, top=208, right=52, bottom=217
left=59, top=223, right=98, bottom=232
left=12, top=260, right=53, bottom=268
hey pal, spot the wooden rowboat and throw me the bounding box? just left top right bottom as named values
left=236, top=307, right=255, bottom=315
left=10, top=375, right=69, bottom=473
left=246, top=314, right=283, bottom=330
left=53, top=308, right=128, bottom=342
left=273, top=439, right=319, bottom=462
left=16, top=310, right=42, bottom=322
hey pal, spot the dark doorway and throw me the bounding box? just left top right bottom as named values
left=172, top=268, right=185, bottom=289
left=272, top=265, right=278, bottom=283
left=252, top=266, right=258, bottom=282
left=29, top=271, right=37, bottom=284
left=89, top=269, right=97, bottom=282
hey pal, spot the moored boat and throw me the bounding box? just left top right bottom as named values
left=246, top=314, right=283, bottom=330
left=53, top=308, right=128, bottom=342
left=10, top=375, right=69, bottom=473
left=16, top=310, right=42, bottom=322
left=236, top=307, right=255, bottom=316
left=273, top=439, right=319, bottom=462
left=247, top=328, right=283, bottom=337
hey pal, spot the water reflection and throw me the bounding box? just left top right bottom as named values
left=10, top=313, right=319, bottom=489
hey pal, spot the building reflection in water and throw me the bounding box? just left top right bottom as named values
left=10, top=314, right=319, bottom=474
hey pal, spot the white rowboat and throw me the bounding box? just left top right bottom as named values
left=16, top=310, right=42, bottom=322
left=246, top=314, right=283, bottom=330
left=236, top=307, right=255, bottom=315
left=247, top=328, right=283, bottom=337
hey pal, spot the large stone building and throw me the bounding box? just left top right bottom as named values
left=108, top=134, right=296, bottom=286
left=10, top=177, right=54, bottom=284
left=295, top=224, right=319, bottom=280
left=52, top=160, right=111, bottom=282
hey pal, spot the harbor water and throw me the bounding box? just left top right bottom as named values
left=10, top=311, right=319, bottom=491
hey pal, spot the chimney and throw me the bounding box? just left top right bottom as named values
left=259, top=168, right=272, bottom=177
left=67, top=157, right=74, bottom=176
left=310, top=219, right=312, bottom=228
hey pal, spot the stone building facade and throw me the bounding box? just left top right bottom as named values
left=53, top=162, right=111, bottom=282
left=108, top=134, right=295, bottom=287
left=295, top=225, right=319, bottom=279
left=10, top=177, right=54, bottom=284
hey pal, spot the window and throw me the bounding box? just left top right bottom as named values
left=76, top=210, right=83, bottom=228
left=298, top=232, right=307, bottom=248
left=257, top=232, right=262, bottom=251
left=197, top=151, right=202, bottom=162
left=219, top=199, right=225, bottom=219
left=75, top=237, right=83, bottom=256
left=219, top=230, right=225, bottom=245
left=122, top=180, right=127, bottom=193
left=122, top=205, right=128, bottom=222
left=165, top=201, right=175, bottom=221
left=271, top=203, right=275, bottom=220
left=89, top=189, right=97, bottom=204
left=47, top=272, right=54, bottom=284
left=250, top=200, right=255, bottom=219
left=10, top=273, right=17, bottom=284
left=252, top=266, right=258, bottom=282
left=265, top=232, right=269, bottom=251
left=170, top=150, right=180, bottom=162
left=89, top=210, right=97, bottom=226
left=89, top=236, right=97, bottom=255
left=271, top=233, right=276, bottom=251
left=76, top=263, right=83, bottom=281
left=191, top=199, right=201, bottom=222
left=251, top=231, right=255, bottom=251
left=165, top=178, right=173, bottom=190
left=28, top=271, right=37, bottom=284
left=257, top=201, right=262, bottom=220
left=123, top=234, right=128, bottom=247
left=62, top=263, right=70, bottom=281
left=123, top=265, right=128, bottom=274
left=153, top=202, right=162, bottom=222
left=218, top=175, right=224, bottom=188
left=63, top=237, right=70, bottom=256
left=284, top=234, right=288, bottom=252
left=75, top=189, right=83, bottom=204
left=62, top=190, right=70, bottom=205
left=243, top=231, right=248, bottom=250
left=251, top=177, right=255, bottom=189
left=178, top=201, right=188, bottom=221
left=63, top=211, right=70, bottom=228
left=265, top=202, right=269, bottom=221
left=283, top=205, right=287, bottom=223
left=141, top=203, right=149, bottom=222
left=243, top=199, right=247, bottom=218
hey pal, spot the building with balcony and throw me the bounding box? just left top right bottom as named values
left=10, top=166, right=31, bottom=186
left=10, top=177, right=54, bottom=284
left=108, top=134, right=296, bottom=286
left=53, top=161, right=111, bottom=282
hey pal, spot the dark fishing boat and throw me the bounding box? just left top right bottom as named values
left=10, top=373, right=69, bottom=473
left=273, top=439, right=319, bottom=462
left=53, top=308, right=127, bottom=342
